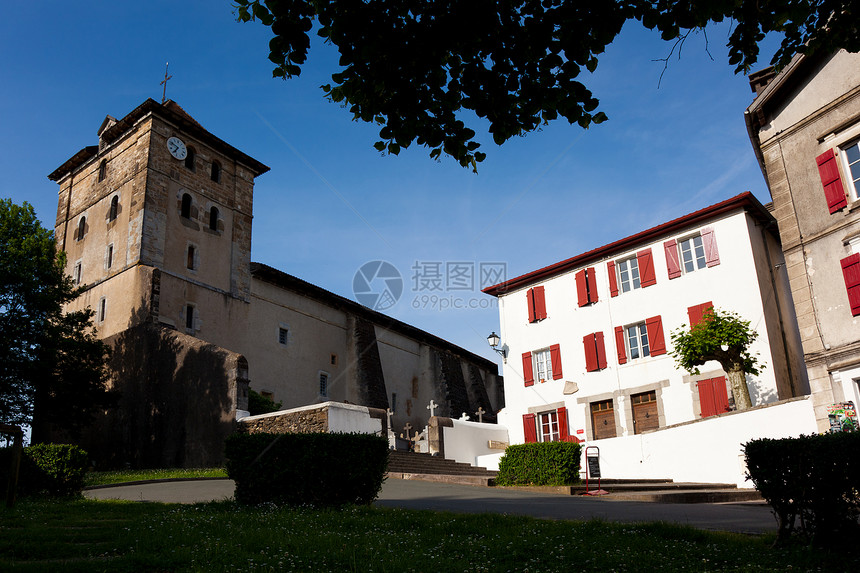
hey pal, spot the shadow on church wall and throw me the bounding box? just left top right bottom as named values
left=81, top=307, right=241, bottom=469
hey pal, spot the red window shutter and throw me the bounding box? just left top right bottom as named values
left=687, top=301, right=714, bottom=328
left=575, top=269, right=588, bottom=307
left=586, top=267, right=598, bottom=303
left=526, top=289, right=536, bottom=323
left=713, top=376, right=730, bottom=414
left=646, top=315, right=666, bottom=356
left=701, top=227, right=721, bottom=267
left=637, top=248, right=657, bottom=287
left=534, top=285, right=547, bottom=320
left=550, top=344, right=563, bottom=379
left=614, top=326, right=627, bottom=365
left=698, top=378, right=717, bottom=418
left=841, top=253, right=860, bottom=316
left=607, top=261, right=618, bottom=297
left=595, top=331, right=607, bottom=370
left=583, top=334, right=598, bottom=372
left=664, top=239, right=681, bottom=279
left=817, top=149, right=848, bottom=214
left=557, top=407, right=570, bottom=441
left=522, top=352, right=534, bottom=386
left=523, top=413, right=537, bottom=443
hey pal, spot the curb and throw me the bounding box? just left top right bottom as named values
left=84, top=477, right=230, bottom=491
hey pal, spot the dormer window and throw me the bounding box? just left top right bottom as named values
left=210, top=161, right=221, bottom=183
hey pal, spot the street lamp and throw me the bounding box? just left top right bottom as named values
left=487, top=331, right=507, bottom=360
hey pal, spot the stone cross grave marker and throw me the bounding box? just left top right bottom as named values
left=427, top=399, right=438, bottom=417
left=459, top=412, right=470, bottom=421
left=475, top=407, right=486, bottom=423
left=385, top=408, right=394, bottom=432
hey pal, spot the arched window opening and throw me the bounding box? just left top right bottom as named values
left=108, top=195, right=119, bottom=222
left=187, top=245, right=196, bottom=270
left=77, top=216, right=87, bottom=241
left=185, top=147, right=196, bottom=171
left=210, top=161, right=221, bottom=183
left=98, top=159, right=107, bottom=182
left=209, top=206, right=219, bottom=231
left=181, top=193, right=192, bottom=219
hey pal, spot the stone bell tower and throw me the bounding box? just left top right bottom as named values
left=48, top=98, right=269, bottom=340
left=46, top=99, right=268, bottom=468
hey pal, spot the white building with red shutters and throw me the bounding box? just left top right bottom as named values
left=483, top=192, right=816, bottom=485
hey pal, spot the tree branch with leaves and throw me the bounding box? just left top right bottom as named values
left=670, top=307, right=762, bottom=411
left=235, top=0, right=860, bottom=170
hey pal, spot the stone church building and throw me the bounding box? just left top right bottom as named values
left=47, top=98, right=503, bottom=468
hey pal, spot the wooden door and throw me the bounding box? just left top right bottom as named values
left=591, top=400, right=616, bottom=440
left=632, top=391, right=659, bottom=434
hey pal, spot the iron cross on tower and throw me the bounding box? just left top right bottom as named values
left=160, top=62, right=172, bottom=104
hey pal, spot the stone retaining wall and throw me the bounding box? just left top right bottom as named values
left=239, top=407, right=329, bottom=435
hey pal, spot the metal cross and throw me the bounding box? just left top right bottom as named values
left=427, top=399, right=438, bottom=417
left=475, top=407, right=486, bottom=423
left=160, top=62, right=172, bottom=104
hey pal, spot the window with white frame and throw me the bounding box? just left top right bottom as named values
left=533, top=348, right=553, bottom=383
left=617, top=256, right=640, bottom=292
left=626, top=322, right=650, bottom=360
left=73, top=261, right=82, bottom=285
left=841, top=139, right=860, bottom=201
left=678, top=234, right=707, bottom=273
left=538, top=411, right=560, bottom=442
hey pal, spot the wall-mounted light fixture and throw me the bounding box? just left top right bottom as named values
left=487, top=331, right=507, bottom=361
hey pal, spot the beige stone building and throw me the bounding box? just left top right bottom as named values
left=48, top=99, right=502, bottom=467
left=746, top=49, right=860, bottom=431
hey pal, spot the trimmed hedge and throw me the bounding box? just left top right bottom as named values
left=745, top=432, right=860, bottom=545
left=496, top=442, right=581, bottom=486
left=225, top=432, right=389, bottom=506
left=1, top=443, right=88, bottom=497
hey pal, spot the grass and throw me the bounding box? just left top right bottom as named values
left=84, top=467, right=227, bottom=487
left=2, top=498, right=858, bottom=572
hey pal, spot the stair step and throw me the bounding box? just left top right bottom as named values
left=386, top=452, right=496, bottom=479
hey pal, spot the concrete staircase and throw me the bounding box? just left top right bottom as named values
left=385, top=452, right=762, bottom=503
left=386, top=451, right=498, bottom=486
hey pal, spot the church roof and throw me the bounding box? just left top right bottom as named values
left=48, top=98, right=269, bottom=181
left=249, top=262, right=498, bottom=371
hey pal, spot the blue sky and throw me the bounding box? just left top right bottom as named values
left=1, top=2, right=778, bottom=364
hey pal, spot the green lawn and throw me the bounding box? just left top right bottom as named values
left=84, top=468, right=227, bottom=487
left=1, top=498, right=857, bottom=572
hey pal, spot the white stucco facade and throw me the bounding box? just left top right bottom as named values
left=485, top=193, right=810, bottom=481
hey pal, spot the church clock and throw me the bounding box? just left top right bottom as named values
left=167, top=136, right=187, bottom=160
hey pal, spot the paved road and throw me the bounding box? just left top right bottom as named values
left=85, top=478, right=777, bottom=534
